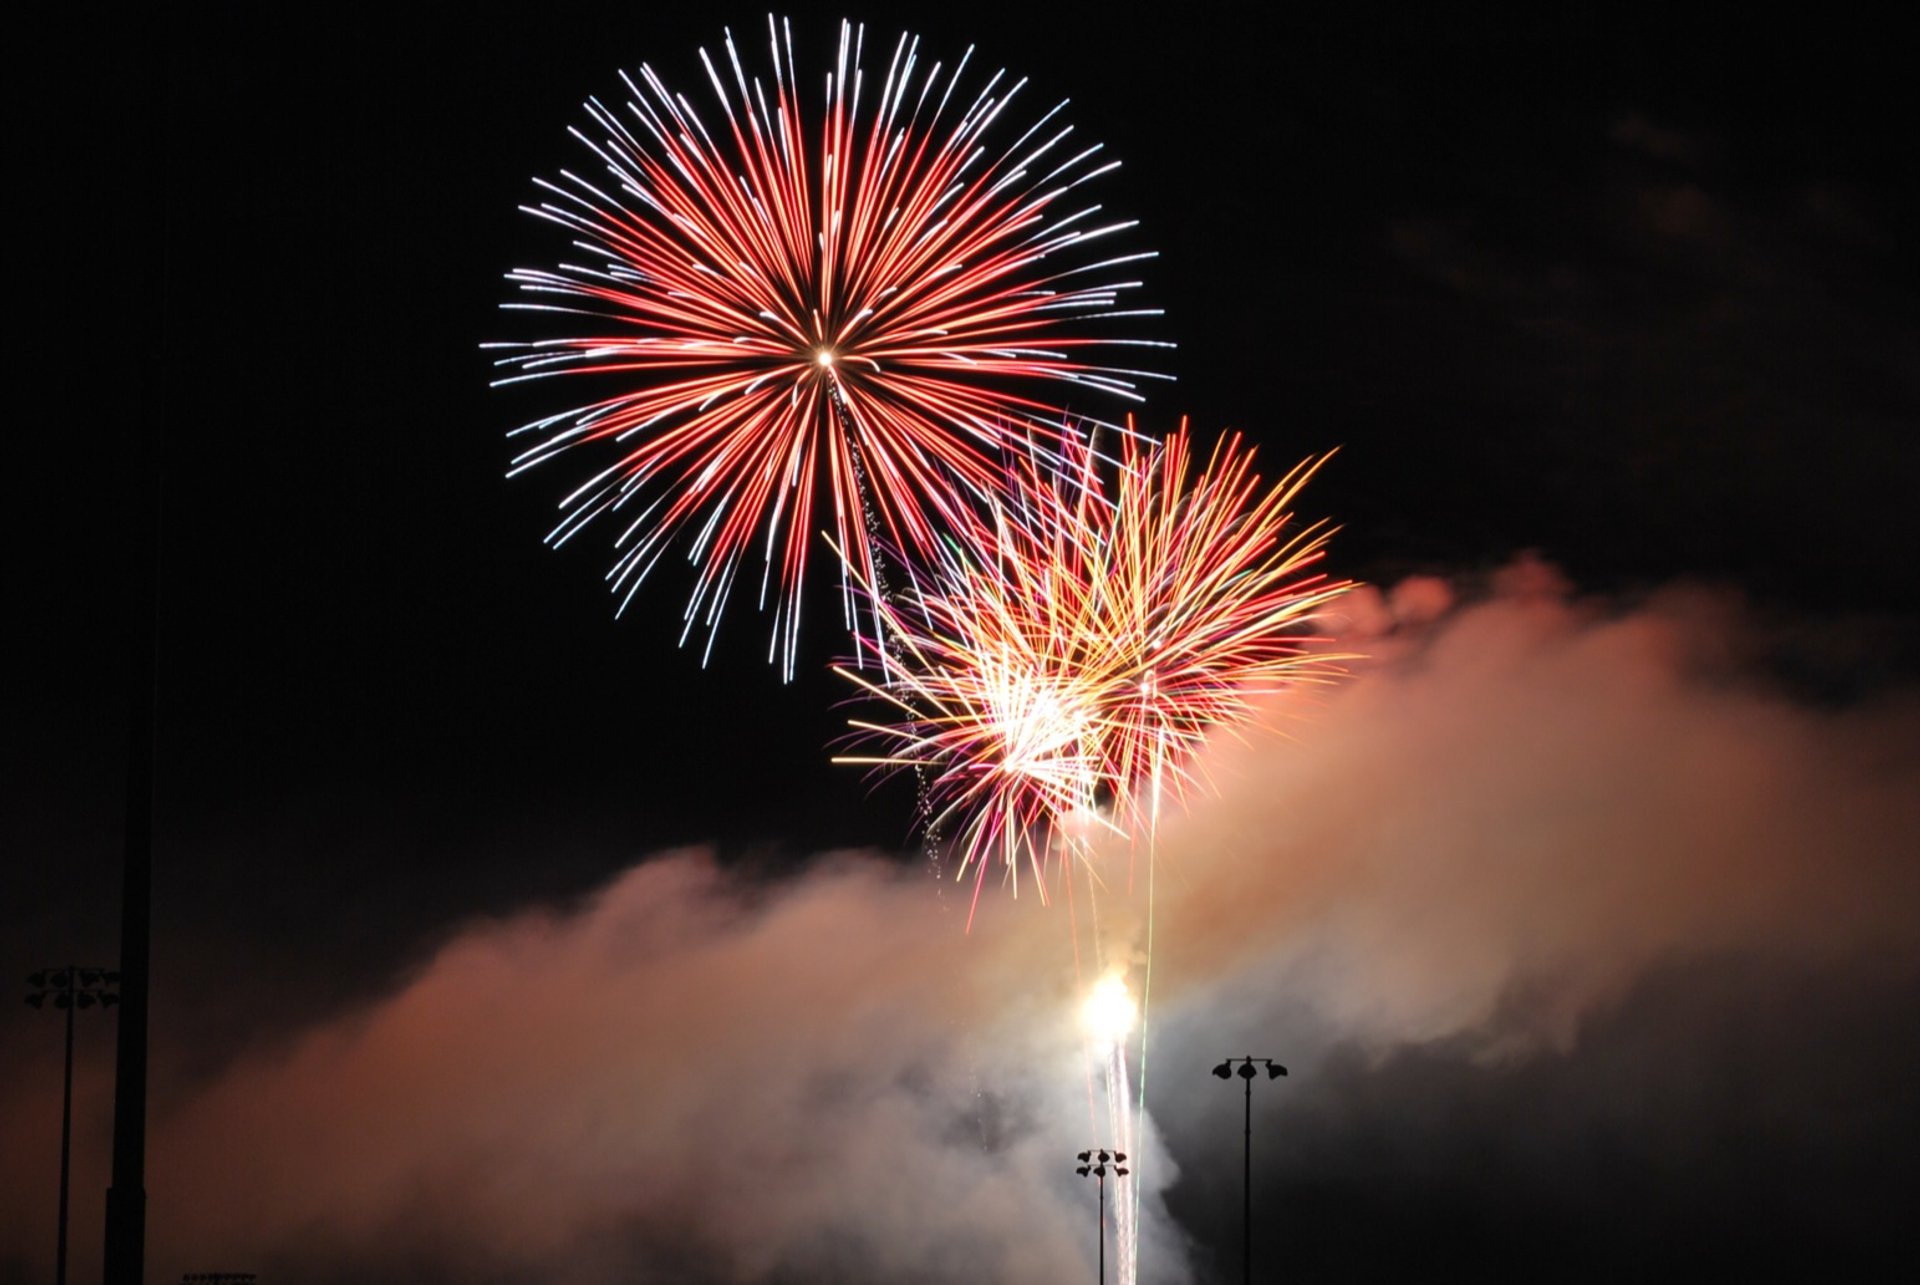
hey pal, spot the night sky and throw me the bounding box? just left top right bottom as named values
left=6, top=4, right=1919, bottom=1282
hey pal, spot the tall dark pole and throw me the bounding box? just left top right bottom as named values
left=1075, top=1149, right=1128, bottom=1285
left=1213, top=1056, right=1286, bottom=1285
left=27, top=968, right=119, bottom=1285
left=105, top=412, right=158, bottom=1285
left=105, top=212, right=164, bottom=1285
left=100, top=17, right=165, bottom=1279
left=106, top=29, right=166, bottom=1275
left=60, top=975, right=75, bottom=1285
left=1242, top=1069, right=1252, bottom=1285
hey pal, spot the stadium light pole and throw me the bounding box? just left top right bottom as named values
left=1213, top=1056, right=1286, bottom=1285
left=106, top=27, right=168, bottom=1277
left=1074, top=1148, right=1128, bottom=1285
left=25, top=967, right=120, bottom=1285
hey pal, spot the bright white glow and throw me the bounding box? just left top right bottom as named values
left=1060, top=801, right=1106, bottom=839
left=985, top=663, right=1095, bottom=795
left=1082, top=974, right=1135, bottom=1046
left=816, top=348, right=836, bottom=367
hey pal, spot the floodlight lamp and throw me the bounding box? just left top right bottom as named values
left=1212, top=1061, right=1232, bottom=1079
left=27, top=970, right=47, bottom=988
left=1117, top=1167, right=1130, bottom=1177
left=1267, top=1062, right=1288, bottom=1079
left=1076, top=1166, right=1090, bottom=1177
left=1078, top=1150, right=1092, bottom=1163
left=26, top=994, right=45, bottom=1008
left=1237, top=1061, right=1256, bottom=1079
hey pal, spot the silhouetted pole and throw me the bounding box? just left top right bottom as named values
left=105, top=24, right=167, bottom=1280
left=1213, top=1056, right=1286, bottom=1285
left=1075, top=1149, right=1128, bottom=1285
left=26, top=968, right=120, bottom=1285
left=106, top=293, right=163, bottom=1285
left=105, top=506, right=157, bottom=1284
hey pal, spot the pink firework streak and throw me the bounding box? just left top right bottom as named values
left=489, top=16, right=1169, bottom=675
left=836, top=421, right=1355, bottom=923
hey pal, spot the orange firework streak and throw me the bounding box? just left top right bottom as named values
left=490, top=17, right=1167, bottom=674
left=837, top=420, right=1355, bottom=924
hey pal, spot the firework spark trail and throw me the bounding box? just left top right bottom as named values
left=1081, top=973, right=1140, bottom=1284
left=1108, top=1043, right=1138, bottom=1285
left=490, top=16, right=1170, bottom=676
left=1079, top=865, right=1147, bottom=1285
left=835, top=420, right=1355, bottom=919
left=1129, top=769, right=1160, bottom=1281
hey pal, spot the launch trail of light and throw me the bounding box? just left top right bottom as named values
left=490, top=16, right=1170, bottom=676
left=1110, top=1041, right=1138, bottom=1285
left=1082, top=971, right=1141, bottom=1285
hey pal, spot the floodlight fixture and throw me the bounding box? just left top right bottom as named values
left=26, top=963, right=119, bottom=1285
left=1211, top=1055, right=1288, bottom=1285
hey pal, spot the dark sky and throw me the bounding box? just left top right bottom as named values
left=6, top=4, right=1919, bottom=1282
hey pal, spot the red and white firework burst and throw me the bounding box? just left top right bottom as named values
left=490, top=17, right=1167, bottom=673
left=838, top=421, right=1354, bottom=920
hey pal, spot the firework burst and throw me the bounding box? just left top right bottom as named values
left=489, top=16, right=1167, bottom=674
left=837, top=421, right=1354, bottom=918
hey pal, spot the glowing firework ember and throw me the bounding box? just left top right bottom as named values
left=490, top=16, right=1168, bottom=674
left=837, top=421, right=1354, bottom=914
left=1082, top=972, right=1137, bottom=1047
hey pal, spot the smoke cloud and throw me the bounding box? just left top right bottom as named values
left=1152, top=569, right=1920, bottom=1046
left=5, top=564, right=1916, bottom=1282
left=142, top=854, right=1180, bottom=1284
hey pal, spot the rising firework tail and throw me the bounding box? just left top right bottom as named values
left=489, top=16, right=1170, bottom=675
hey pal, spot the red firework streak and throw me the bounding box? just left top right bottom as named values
left=489, top=16, right=1168, bottom=674
left=837, top=421, right=1355, bottom=924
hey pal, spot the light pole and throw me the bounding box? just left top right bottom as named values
left=1212, top=1056, right=1286, bottom=1285
left=26, top=967, right=120, bottom=1285
left=1074, top=1148, right=1129, bottom=1285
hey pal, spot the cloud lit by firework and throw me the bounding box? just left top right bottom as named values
left=488, top=16, right=1169, bottom=674
left=837, top=421, right=1354, bottom=920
